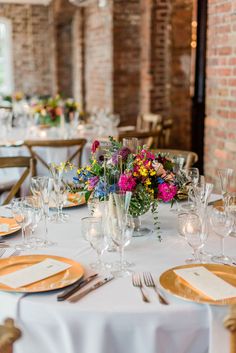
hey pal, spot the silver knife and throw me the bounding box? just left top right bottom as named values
left=69, top=275, right=114, bottom=303
left=57, top=273, right=98, bottom=301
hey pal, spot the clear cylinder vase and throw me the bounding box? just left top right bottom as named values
left=132, top=216, right=152, bottom=237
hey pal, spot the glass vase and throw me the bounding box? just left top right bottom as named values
left=132, top=216, right=152, bottom=237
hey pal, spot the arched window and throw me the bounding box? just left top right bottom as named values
left=0, top=18, right=13, bottom=95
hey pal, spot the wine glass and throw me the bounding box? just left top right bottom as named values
left=182, top=212, right=208, bottom=263
left=85, top=217, right=108, bottom=271
left=210, top=206, right=234, bottom=264
left=218, top=168, right=234, bottom=209
left=50, top=179, right=69, bottom=223
left=11, top=198, right=34, bottom=251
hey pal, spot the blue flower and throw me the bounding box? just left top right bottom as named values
left=157, top=177, right=165, bottom=184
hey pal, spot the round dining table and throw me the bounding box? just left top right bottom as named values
left=0, top=199, right=233, bottom=353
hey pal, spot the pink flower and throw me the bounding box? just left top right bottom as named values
left=157, top=183, right=177, bottom=202
left=118, top=173, right=136, bottom=192
left=91, top=140, right=100, bottom=154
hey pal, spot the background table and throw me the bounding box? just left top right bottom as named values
left=0, top=201, right=234, bottom=353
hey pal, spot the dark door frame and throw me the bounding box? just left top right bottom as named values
left=191, top=0, right=208, bottom=174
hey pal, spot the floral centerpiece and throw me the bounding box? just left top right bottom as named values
left=32, top=95, right=63, bottom=127
left=75, top=138, right=179, bottom=237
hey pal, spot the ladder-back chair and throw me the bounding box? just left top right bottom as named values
left=0, top=156, right=35, bottom=205
left=152, top=149, right=198, bottom=169
left=24, top=138, right=87, bottom=176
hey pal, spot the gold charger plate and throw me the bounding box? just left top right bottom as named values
left=0, top=217, right=21, bottom=237
left=159, top=263, right=236, bottom=305
left=0, top=254, right=84, bottom=293
left=49, top=192, right=86, bottom=209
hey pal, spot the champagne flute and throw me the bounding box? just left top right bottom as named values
left=210, top=206, right=234, bottom=264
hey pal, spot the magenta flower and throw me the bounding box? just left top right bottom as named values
left=157, top=183, right=177, bottom=202
left=91, top=140, right=100, bottom=154
left=118, top=173, right=136, bottom=192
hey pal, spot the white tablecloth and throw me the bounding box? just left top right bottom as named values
left=0, top=202, right=233, bottom=353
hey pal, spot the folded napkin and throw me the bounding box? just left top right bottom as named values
left=208, top=306, right=229, bottom=353
left=0, top=291, right=25, bottom=323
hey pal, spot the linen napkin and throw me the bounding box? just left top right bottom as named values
left=208, top=305, right=229, bottom=353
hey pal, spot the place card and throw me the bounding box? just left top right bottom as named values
left=0, top=258, right=71, bottom=288
left=174, top=266, right=236, bottom=301
left=0, top=224, right=9, bottom=232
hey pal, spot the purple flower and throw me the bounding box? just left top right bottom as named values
left=112, top=147, right=131, bottom=164
left=87, top=176, right=99, bottom=191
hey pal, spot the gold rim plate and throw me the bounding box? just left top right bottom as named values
left=159, top=263, right=236, bottom=305
left=49, top=192, right=86, bottom=209
left=0, top=217, right=21, bottom=237
left=0, top=254, right=84, bottom=293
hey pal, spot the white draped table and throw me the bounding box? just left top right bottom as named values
left=0, top=201, right=234, bottom=353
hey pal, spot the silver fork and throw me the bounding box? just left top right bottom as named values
left=143, top=272, right=169, bottom=305
left=132, top=273, right=150, bottom=303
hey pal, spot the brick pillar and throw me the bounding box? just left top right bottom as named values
left=205, top=1, right=236, bottom=189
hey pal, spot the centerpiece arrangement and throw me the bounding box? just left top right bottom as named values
left=75, top=137, right=180, bottom=238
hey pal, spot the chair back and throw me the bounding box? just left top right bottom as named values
left=0, top=318, right=21, bottom=353
left=137, top=113, right=162, bottom=132
left=118, top=128, right=162, bottom=149
left=160, top=118, right=173, bottom=147
left=0, top=156, right=35, bottom=205
left=24, top=138, right=87, bottom=176
left=152, top=149, right=198, bottom=169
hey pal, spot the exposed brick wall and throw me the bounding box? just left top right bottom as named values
left=113, top=0, right=141, bottom=125
left=84, top=3, right=113, bottom=113
left=205, top=1, right=236, bottom=189
left=150, top=0, right=172, bottom=120
left=170, top=0, right=192, bottom=149
left=0, top=3, right=55, bottom=96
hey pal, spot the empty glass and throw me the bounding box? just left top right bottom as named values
left=210, top=206, right=234, bottom=264
left=218, top=168, right=234, bottom=209
left=11, top=198, right=33, bottom=250
left=83, top=217, right=108, bottom=270
left=227, top=192, right=236, bottom=237
left=182, top=212, right=208, bottom=263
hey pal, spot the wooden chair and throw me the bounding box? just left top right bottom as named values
left=0, top=318, right=21, bottom=353
left=118, top=128, right=162, bottom=149
left=224, top=305, right=236, bottom=353
left=160, top=118, right=173, bottom=147
left=0, top=156, right=35, bottom=205
left=136, top=113, right=162, bottom=132
left=152, top=149, right=198, bottom=169
left=24, top=138, right=87, bottom=176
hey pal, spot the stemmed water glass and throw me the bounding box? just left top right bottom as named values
left=50, top=179, right=69, bottom=223
left=11, top=198, right=34, bottom=250
left=182, top=211, right=208, bottom=263
left=210, top=206, right=234, bottom=264
left=82, top=217, right=108, bottom=270
left=24, top=196, right=44, bottom=247
left=170, top=156, right=185, bottom=213
left=30, top=176, right=55, bottom=246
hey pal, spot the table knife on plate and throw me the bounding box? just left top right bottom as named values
left=69, top=275, right=114, bottom=303
left=57, top=273, right=98, bottom=301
